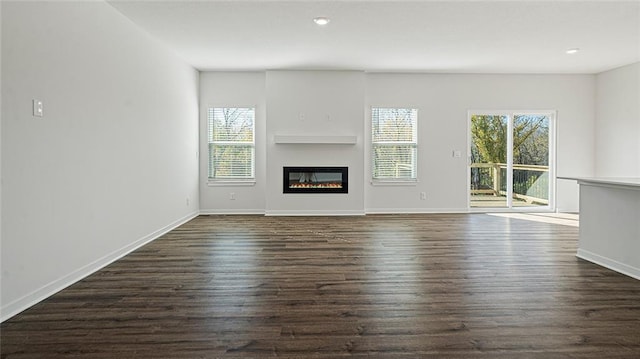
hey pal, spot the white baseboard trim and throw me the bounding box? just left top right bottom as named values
left=265, top=210, right=365, bottom=216
left=0, top=211, right=199, bottom=323
left=199, top=209, right=265, bottom=215
left=200, top=209, right=477, bottom=216
left=365, top=208, right=469, bottom=214
left=576, top=248, right=640, bottom=280
left=556, top=207, right=579, bottom=213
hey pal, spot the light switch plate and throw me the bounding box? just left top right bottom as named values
left=32, top=99, right=43, bottom=117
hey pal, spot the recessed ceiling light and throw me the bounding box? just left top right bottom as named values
left=313, top=17, right=330, bottom=26
left=566, top=48, right=580, bottom=54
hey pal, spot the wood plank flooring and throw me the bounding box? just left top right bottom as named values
left=2, top=214, right=640, bottom=358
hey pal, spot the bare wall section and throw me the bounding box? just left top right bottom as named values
left=199, top=72, right=267, bottom=213
left=365, top=73, right=595, bottom=213
left=1, top=1, right=199, bottom=320
left=198, top=71, right=595, bottom=214
left=266, top=71, right=365, bottom=215
left=595, top=62, right=640, bottom=177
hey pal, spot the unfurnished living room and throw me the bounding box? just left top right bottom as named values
left=1, top=0, right=639, bottom=358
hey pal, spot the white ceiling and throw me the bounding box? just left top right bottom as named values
left=107, top=0, right=640, bottom=74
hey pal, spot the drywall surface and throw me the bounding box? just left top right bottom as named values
left=1, top=1, right=199, bottom=320
left=199, top=72, right=266, bottom=213
left=0, top=1, right=3, bottom=281
left=266, top=71, right=365, bottom=215
left=595, top=62, right=640, bottom=177
left=577, top=180, right=640, bottom=279
left=365, top=73, right=595, bottom=213
left=199, top=71, right=594, bottom=214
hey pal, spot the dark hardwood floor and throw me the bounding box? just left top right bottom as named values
left=2, top=214, right=639, bottom=358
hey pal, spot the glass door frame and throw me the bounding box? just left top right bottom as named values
left=467, top=110, right=557, bottom=212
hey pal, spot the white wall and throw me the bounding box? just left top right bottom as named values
left=0, top=1, right=3, bottom=279
left=595, top=62, right=640, bottom=177
left=265, top=71, right=365, bottom=215
left=1, top=1, right=199, bottom=321
left=577, top=182, right=640, bottom=280
left=199, top=72, right=266, bottom=213
left=198, top=71, right=594, bottom=214
left=366, top=73, right=595, bottom=213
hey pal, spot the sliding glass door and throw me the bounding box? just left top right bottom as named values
left=469, top=112, right=554, bottom=210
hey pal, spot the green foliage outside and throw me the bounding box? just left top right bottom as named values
left=372, top=108, right=417, bottom=179
left=209, top=108, right=255, bottom=179
left=471, top=114, right=548, bottom=165
left=470, top=114, right=550, bottom=201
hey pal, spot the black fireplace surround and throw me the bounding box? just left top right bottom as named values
left=283, top=167, right=348, bottom=194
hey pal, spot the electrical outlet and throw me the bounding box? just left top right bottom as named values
left=186, top=198, right=190, bottom=206
left=420, top=192, right=427, bottom=200
left=32, top=99, right=43, bottom=117
left=230, top=192, right=236, bottom=200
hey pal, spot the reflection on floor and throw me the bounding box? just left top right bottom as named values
left=487, top=212, right=579, bottom=227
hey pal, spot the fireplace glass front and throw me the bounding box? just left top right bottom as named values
left=283, top=167, right=348, bottom=194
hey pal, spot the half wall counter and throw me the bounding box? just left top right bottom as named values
left=560, top=177, right=640, bottom=280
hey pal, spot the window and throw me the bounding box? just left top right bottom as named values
left=208, top=107, right=255, bottom=181
left=469, top=111, right=554, bottom=209
left=371, top=108, right=418, bottom=181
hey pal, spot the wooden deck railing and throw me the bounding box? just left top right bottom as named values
left=470, top=163, right=549, bottom=205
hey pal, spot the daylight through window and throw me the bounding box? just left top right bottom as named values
left=208, top=107, right=255, bottom=180
left=372, top=108, right=418, bottom=181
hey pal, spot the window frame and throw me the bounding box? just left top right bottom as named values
left=467, top=110, right=556, bottom=211
left=207, top=107, right=256, bottom=185
left=371, top=107, right=419, bottom=184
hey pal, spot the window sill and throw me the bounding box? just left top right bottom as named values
left=208, top=180, right=256, bottom=187
left=370, top=179, right=419, bottom=186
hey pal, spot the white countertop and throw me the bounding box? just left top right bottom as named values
left=558, top=176, right=640, bottom=188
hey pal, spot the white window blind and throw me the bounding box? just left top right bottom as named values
left=208, top=107, right=255, bottom=180
left=372, top=108, right=418, bottom=180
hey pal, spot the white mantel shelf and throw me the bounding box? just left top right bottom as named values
left=273, top=135, right=357, bottom=145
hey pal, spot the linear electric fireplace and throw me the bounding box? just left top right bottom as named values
left=283, top=167, right=348, bottom=194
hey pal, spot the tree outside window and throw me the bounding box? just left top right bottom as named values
left=372, top=108, right=418, bottom=181
left=208, top=107, right=255, bottom=180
